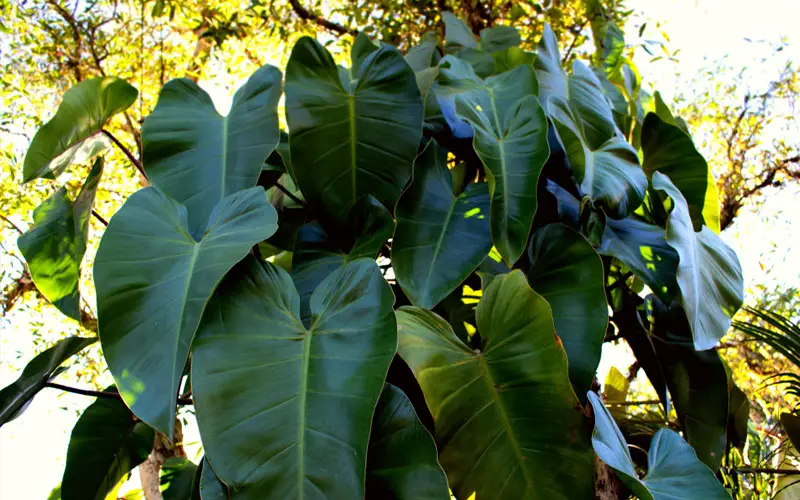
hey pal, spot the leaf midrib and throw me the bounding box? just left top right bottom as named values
left=220, top=115, right=230, bottom=200
left=296, top=326, right=314, bottom=500
left=486, top=87, right=511, bottom=253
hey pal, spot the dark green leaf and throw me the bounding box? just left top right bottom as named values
left=62, top=387, right=155, bottom=500
left=588, top=392, right=730, bottom=500
left=397, top=272, right=593, bottom=499
left=437, top=56, right=548, bottom=264
left=534, top=23, right=567, bottom=105
left=18, top=157, right=103, bottom=320
left=406, top=38, right=439, bottom=72
left=479, top=25, right=521, bottom=53
left=95, top=187, right=277, bottom=435
left=23, top=77, right=137, bottom=182
left=492, top=47, right=535, bottom=73
left=366, top=384, right=449, bottom=499
left=781, top=413, right=800, bottom=451
left=651, top=172, right=743, bottom=350
left=393, top=140, right=492, bottom=308
left=352, top=32, right=380, bottom=71
left=642, top=113, right=720, bottom=233
left=161, top=457, right=198, bottom=500
left=292, top=194, right=393, bottom=324
left=528, top=224, right=608, bottom=394
left=441, top=12, right=476, bottom=51
left=727, top=381, right=749, bottom=450
left=0, top=336, right=96, bottom=426
left=198, top=458, right=228, bottom=500
left=192, top=257, right=396, bottom=499
left=285, top=37, right=422, bottom=226
left=142, top=64, right=281, bottom=235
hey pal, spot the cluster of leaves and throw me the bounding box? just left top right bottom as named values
left=0, top=9, right=755, bottom=500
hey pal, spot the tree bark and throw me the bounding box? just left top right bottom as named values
left=140, top=418, right=187, bottom=500
left=594, top=453, right=626, bottom=499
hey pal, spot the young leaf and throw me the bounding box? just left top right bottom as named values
left=366, top=384, right=449, bottom=500
left=0, top=336, right=96, bottom=426
left=18, top=157, right=103, bottom=320
left=651, top=172, right=743, bottom=350
left=642, top=113, right=721, bottom=233
left=397, top=272, right=593, bottom=499
left=191, top=257, right=396, bottom=499
left=528, top=223, right=608, bottom=395
left=588, top=391, right=730, bottom=500
left=285, top=36, right=423, bottom=227
left=61, top=387, right=155, bottom=500
left=142, top=64, right=282, bottom=236
left=392, top=140, right=492, bottom=308
left=437, top=57, right=549, bottom=264
left=95, top=186, right=278, bottom=436
left=23, top=77, right=137, bottom=182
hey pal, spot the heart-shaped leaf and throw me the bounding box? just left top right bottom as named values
left=366, top=384, right=449, bottom=500
left=397, top=271, right=593, bottom=499
left=393, top=140, right=492, bottom=308
left=651, top=172, right=743, bottom=350
left=292, top=195, right=393, bottom=325
left=642, top=113, right=721, bottom=233
left=142, top=64, right=282, bottom=235
left=23, top=77, right=137, bottom=182
left=61, top=387, right=155, bottom=500
left=18, top=157, right=103, bottom=320
left=0, top=336, right=96, bottom=426
left=528, top=223, right=608, bottom=394
left=437, top=57, right=549, bottom=264
left=192, top=257, right=396, bottom=499
left=95, top=186, right=277, bottom=435
left=285, top=36, right=423, bottom=226
left=588, top=391, right=730, bottom=500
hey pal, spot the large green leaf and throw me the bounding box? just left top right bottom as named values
left=61, top=387, right=155, bottom=500
left=95, top=186, right=277, bottom=435
left=197, top=458, right=228, bottom=500
left=598, top=215, right=679, bottom=303
left=441, top=12, right=477, bottom=51
left=588, top=392, right=730, bottom=500
left=192, top=257, right=396, bottom=499
left=548, top=64, right=647, bottom=219
left=392, top=140, right=492, bottom=308
left=649, top=299, right=729, bottom=471
left=641, top=113, right=721, bottom=233
left=366, top=383, right=449, bottom=500
left=437, top=57, right=549, bottom=264
left=0, top=336, right=96, bottom=426
left=479, top=25, right=521, bottom=53
left=142, top=65, right=282, bottom=235
left=285, top=36, right=423, bottom=226
left=291, top=195, right=393, bottom=325
left=534, top=23, right=567, bottom=105
left=527, top=223, right=608, bottom=394
left=651, top=172, right=743, bottom=350
left=397, top=272, right=593, bottom=499
left=23, top=77, right=137, bottom=182
left=161, top=457, right=198, bottom=500
left=18, top=158, right=103, bottom=320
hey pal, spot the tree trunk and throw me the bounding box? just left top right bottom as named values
left=141, top=418, right=187, bottom=500
left=594, top=453, right=625, bottom=500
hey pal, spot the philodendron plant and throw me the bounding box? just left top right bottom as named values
left=2, top=12, right=745, bottom=500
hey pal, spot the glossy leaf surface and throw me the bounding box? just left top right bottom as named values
left=588, top=392, right=730, bottom=500
left=62, top=388, right=155, bottom=500
left=366, top=384, right=449, bottom=500
left=192, top=258, right=396, bottom=499
left=0, top=336, right=96, bottom=426
left=393, top=140, right=492, bottom=308
left=142, top=65, right=281, bottom=235
left=438, top=57, right=548, bottom=264
left=652, top=172, right=743, bottom=350
left=642, top=113, right=720, bottom=233
left=23, top=77, right=136, bottom=181
left=285, top=36, right=422, bottom=226
left=528, top=224, right=608, bottom=394
left=95, top=187, right=277, bottom=435
left=18, top=158, right=103, bottom=320
left=397, top=271, right=593, bottom=499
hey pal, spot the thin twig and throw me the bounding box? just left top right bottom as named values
left=274, top=182, right=306, bottom=206
left=101, top=129, right=146, bottom=179
left=92, top=210, right=108, bottom=226
left=288, top=0, right=357, bottom=35
left=727, top=467, right=800, bottom=475
left=606, top=399, right=661, bottom=406
left=0, top=214, right=24, bottom=234
left=45, top=382, right=193, bottom=405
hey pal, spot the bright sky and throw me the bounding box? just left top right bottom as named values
left=2, top=1, right=800, bottom=498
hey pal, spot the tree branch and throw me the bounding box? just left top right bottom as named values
left=92, top=210, right=108, bottom=226
left=45, top=382, right=193, bottom=405
left=0, top=214, right=24, bottom=234
left=288, top=0, right=357, bottom=35
left=101, top=129, right=147, bottom=180
left=728, top=467, right=800, bottom=475
left=274, top=181, right=306, bottom=207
